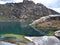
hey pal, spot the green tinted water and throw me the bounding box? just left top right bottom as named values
left=0, top=22, right=41, bottom=36
left=0, top=22, right=57, bottom=36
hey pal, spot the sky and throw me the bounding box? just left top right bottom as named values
left=0, top=0, right=60, bottom=13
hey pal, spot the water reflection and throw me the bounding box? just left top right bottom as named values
left=0, top=22, right=41, bottom=36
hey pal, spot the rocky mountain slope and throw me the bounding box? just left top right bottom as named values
left=0, top=0, right=60, bottom=27
left=31, top=15, right=60, bottom=28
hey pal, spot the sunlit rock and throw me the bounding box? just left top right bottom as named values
left=31, top=36, right=60, bottom=45
left=55, top=30, right=60, bottom=37
left=30, top=15, right=60, bottom=28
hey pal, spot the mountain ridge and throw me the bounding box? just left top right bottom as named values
left=0, top=0, right=60, bottom=27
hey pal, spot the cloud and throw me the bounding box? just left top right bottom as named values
left=51, top=8, right=60, bottom=13
left=0, top=1, right=6, bottom=4
left=32, top=0, right=60, bottom=8
left=0, top=0, right=15, bottom=3
left=32, top=0, right=60, bottom=13
left=0, top=0, right=11, bottom=1
left=0, top=0, right=60, bottom=8
left=46, top=0, right=60, bottom=8
left=14, top=0, right=23, bottom=3
left=32, top=0, right=53, bottom=4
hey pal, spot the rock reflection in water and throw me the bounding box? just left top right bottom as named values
left=0, top=34, right=35, bottom=45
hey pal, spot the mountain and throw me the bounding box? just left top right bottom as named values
left=0, top=1, right=59, bottom=20
left=0, top=0, right=60, bottom=36
left=0, top=0, right=59, bottom=22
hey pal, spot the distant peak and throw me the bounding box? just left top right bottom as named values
left=23, top=0, right=32, bottom=2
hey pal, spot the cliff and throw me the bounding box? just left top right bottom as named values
left=0, top=0, right=60, bottom=27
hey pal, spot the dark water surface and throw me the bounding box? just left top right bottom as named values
left=0, top=22, right=42, bottom=36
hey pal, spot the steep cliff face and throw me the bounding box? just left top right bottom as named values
left=0, top=0, right=59, bottom=27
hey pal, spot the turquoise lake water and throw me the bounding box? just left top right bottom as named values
left=0, top=22, right=42, bottom=36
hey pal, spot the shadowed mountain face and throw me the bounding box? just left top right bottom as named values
left=0, top=1, right=59, bottom=21
left=0, top=0, right=60, bottom=27
left=0, top=0, right=60, bottom=36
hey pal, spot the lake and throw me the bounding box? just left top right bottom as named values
left=0, top=22, right=42, bottom=36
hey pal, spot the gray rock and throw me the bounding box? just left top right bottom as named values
left=0, top=0, right=59, bottom=27
left=32, top=36, right=60, bottom=45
